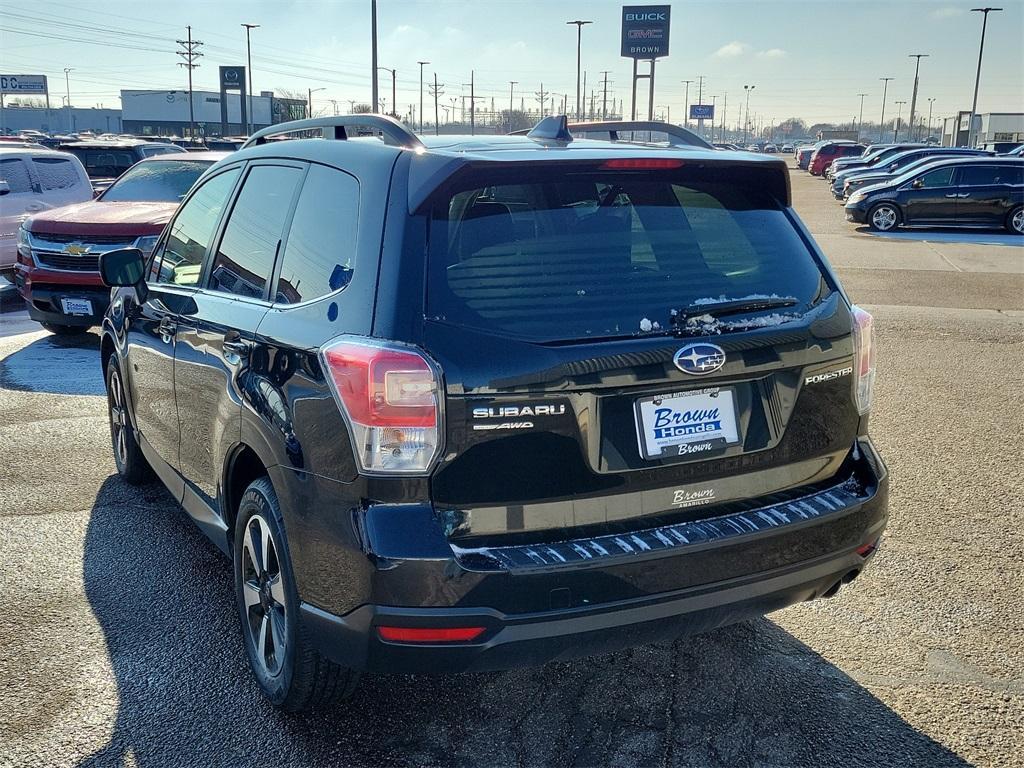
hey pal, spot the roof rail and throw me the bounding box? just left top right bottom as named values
left=567, top=121, right=713, bottom=149
left=240, top=114, right=424, bottom=150
left=510, top=119, right=712, bottom=149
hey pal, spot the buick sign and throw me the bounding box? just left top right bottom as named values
left=673, top=344, right=726, bottom=375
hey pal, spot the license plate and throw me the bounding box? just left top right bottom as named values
left=60, top=298, right=93, bottom=316
left=635, top=388, right=740, bottom=460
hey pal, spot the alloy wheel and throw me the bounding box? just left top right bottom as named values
left=871, top=205, right=898, bottom=231
left=241, top=514, right=287, bottom=676
left=108, top=368, right=129, bottom=467
left=1012, top=208, right=1024, bottom=234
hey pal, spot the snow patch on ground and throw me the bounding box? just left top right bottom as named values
left=0, top=334, right=104, bottom=396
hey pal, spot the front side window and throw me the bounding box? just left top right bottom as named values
left=427, top=170, right=824, bottom=342
left=31, top=157, right=81, bottom=190
left=0, top=158, right=33, bottom=193
left=917, top=167, right=956, bottom=188
left=275, top=165, right=358, bottom=304
left=150, top=167, right=241, bottom=286
left=208, top=165, right=302, bottom=300
left=101, top=160, right=212, bottom=203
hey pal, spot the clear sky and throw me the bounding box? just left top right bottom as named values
left=2, top=0, right=1022, bottom=127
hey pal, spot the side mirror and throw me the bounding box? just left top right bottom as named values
left=99, top=248, right=146, bottom=287
left=912, top=179, right=924, bottom=189
left=0, top=180, right=10, bottom=196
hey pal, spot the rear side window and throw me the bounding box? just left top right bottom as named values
left=0, top=158, right=34, bottom=193
left=274, top=164, right=358, bottom=304
left=152, top=167, right=241, bottom=286
left=31, top=157, right=81, bottom=190
left=208, top=165, right=302, bottom=300
left=427, top=170, right=824, bottom=342
left=960, top=165, right=1016, bottom=186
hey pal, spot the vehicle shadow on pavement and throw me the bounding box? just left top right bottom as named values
left=855, top=226, right=1023, bottom=247
left=0, top=330, right=104, bottom=396
left=78, top=476, right=971, bottom=768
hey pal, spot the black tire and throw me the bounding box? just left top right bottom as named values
left=868, top=202, right=901, bottom=232
left=234, top=477, right=358, bottom=712
left=105, top=357, right=153, bottom=485
left=41, top=322, right=88, bottom=336
left=1007, top=205, right=1024, bottom=235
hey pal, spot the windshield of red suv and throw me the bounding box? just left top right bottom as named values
left=427, top=169, right=825, bottom=342
left=100, top=160, right=213, bottom=202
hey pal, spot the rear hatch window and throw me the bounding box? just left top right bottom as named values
left=426, top=166, right=825, bottom=342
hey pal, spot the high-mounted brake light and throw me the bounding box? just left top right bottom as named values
left=320, top=338, right=443, bottom=474
left=601, top=158, right=684, bottom=169
left=851, top=306, right=875, bottom=415
left=377, top=626, right=486, bottom=643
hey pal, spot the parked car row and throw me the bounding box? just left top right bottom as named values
left=792, top=139, right=1024, bottom=234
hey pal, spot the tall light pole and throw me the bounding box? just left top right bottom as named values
left=926, top=97, right=936, bottom=141
left=893, top=100, right=906, bottom=141
left=63, top=67, right=73, bottom=133
left=856, top=93, right=868, bottom=138
left=681, top=79, right=693, bottom=127
left=508, top=81, right=517, bottom=131
left=742, top=84, right=755, bottom=144
left=878, top=77, right=894, bottom=142
left=967, top=7, right=1002, bottom=148
left=906, top=54, right=929, bottom=141
left=370, top=0, right=379, bottom=116
left=378, top=67, right=396, bottom=116
left=417, top=61, right=429, bottom=132
left=566, top=20, right=592, bottom=120
left=241, top=23, right=259, bottom=134
left=307, top=86, right=325, bottom=118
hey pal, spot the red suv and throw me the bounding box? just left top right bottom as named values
left=16, top=152, right=225, bottom=334
left=808, top=143, right=863, bottom=177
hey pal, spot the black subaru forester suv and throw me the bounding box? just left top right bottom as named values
left=98, top=115, right=887, bottom=712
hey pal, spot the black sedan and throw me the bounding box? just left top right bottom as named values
left=845, top=157, right=1023, bottom=233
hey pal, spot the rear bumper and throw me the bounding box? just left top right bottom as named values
left=294, top=439, right=888, bottom=674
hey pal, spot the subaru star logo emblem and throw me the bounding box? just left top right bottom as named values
left=673, top=343, right=726, bottom=375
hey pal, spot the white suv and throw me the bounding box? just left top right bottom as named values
left=0, top=146, right=92, bottom=281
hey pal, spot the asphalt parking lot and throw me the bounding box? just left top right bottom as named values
left=1, top=166, right=1022, bottom=768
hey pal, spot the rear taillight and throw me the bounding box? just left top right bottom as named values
left=851, top=306, right=875, bottom=414
left=320, top=337, right=443, bottom=475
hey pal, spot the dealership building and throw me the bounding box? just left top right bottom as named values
left=120, top=89, right=307, bottom=137
left=941, top=112, right=1023, bottom=147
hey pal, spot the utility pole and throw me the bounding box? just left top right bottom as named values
left=566, top=20, right=593, bottom=120
left=308, top=87, right=325, bottom=118
left=600, top=71, right=611, bottom=119
left=241, top=23, right=259, bottom=134
left=176, top=28, right=202, bottom=139
left=347, top=99, right=357, bottom=113
left=893, top=100, right=906, bottom=141
left=535, top=83, right=548, bottom=118
left=417, top=60, right=430, bottom=133
left=720, top=92, right=727, bottom=140
left=508, top=81, right=517, bottom=131
left=370, top=0, right=379, bottom=114
left=429, top=73, right=444, bottom=135
left=680, top=79, right=693, bottom=127
left=878, top=77, right=894, bottom=143
left=62, top=67, right=73, bottom=134
left=907, top=54, right=929, bottom=141
left=967, top=7, right=1002, bottom=148
left=695, top=75, right=705, bottom=136
left=742, top=84, right=755, bottom=144
left=378, top=67, right=396, bottom=117
left=926, top=97, right=936, bottom=141
left=856, top=93, right=868, bottom=139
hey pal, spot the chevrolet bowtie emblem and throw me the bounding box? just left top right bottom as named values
left=63, top=243, right=89, bottom=255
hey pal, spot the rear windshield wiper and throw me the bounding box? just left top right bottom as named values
left=671, top=297, right=798, bottom=326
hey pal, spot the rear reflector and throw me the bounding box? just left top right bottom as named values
left=856, top=538, right=880, bottom=557
left=378, top=626, right=486, bottom=643
left=601, top=158, right=684, bottom=169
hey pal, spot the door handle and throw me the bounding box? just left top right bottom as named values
left=944, top=194, right=959, bottom=198
left=158, top=317, right=176, bottom=343
left=958, top=193, right=970, bottom=198
left=223, top=334, right=252, bottom=358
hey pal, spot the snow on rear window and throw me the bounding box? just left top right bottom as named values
left=31, top=157, right=81, bottom=190
left=0, top=158, right=33, bottom=193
